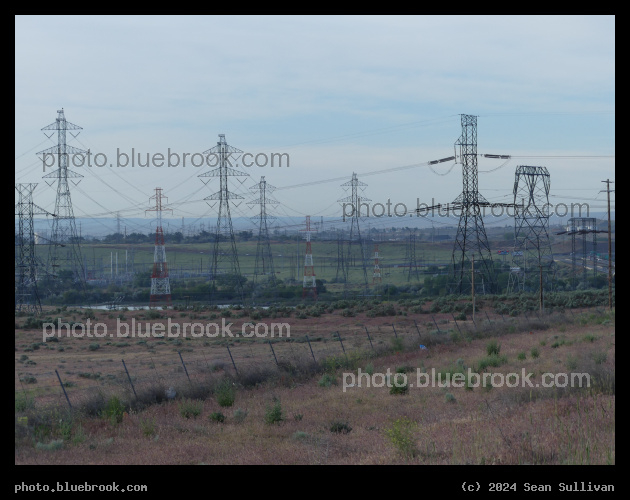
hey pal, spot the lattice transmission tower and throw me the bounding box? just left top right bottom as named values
left=405, top=229, right=421, bottom=282
left=507, top=166, right=556, bottom=293
left=146, top=188, right=172, bottom=308
left=338, top=173, right=370, bottom=295
left=38, top=109, right=88, bottom=284
left=372, top=243, right=382, bottom=285
left=198, top=134, right=249, bottom=302
left=450, top=114, right=495, bottom=294
left=556, top=218, right=605, bottom=289
left=248, top=176, right=278, bottom=287
left=301, top=216, right=317, bottom=301
left=15, top=184, right=55, bottom=314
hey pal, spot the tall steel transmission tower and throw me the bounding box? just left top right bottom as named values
left=249, top=176, right=278, bottom=287
left=405, top=229, right=421, bottom=282
left=372, top=243, right=382, bottom=285
left=301, top=216, right=317, bottom=301
left=15, top=184, right=54, bottom=314
left=450, top=114, right=495, bottom=294
left=556, top=218, right=604, bottom=289
left=338, top=173, right=370, bottom=295
left=198, top=134, right=249, bottom=302
left=38, top=109, right=88, bottom=283
left=507, top=166, right=555, bottom=293
left=334, top=228, right=346, bottom=283
left=146, top=188, right=172, bottom=308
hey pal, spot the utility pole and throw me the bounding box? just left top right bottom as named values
left=601, top=179, right=614, bottom=310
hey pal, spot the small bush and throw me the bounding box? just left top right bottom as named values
left=214, top=379, right=236, bottom=407
left=444, top=393, right=456, bottom=403
left=389, top=374, right=409, bottom=395
left=102, top=396, right=126, bottom=425
left=233, top=408, right=248, bottom=423
left=530, top=348, right=540, bottom=359
left=36, top=440, right=64, bottom=451
left=592, top=351, right=607, bottom=365
left=88, top=343, right=100, bottom=351
left=318, top=373, right=337, bottom=387
left=140, top=418, right=156, bottom=437
left=178, top=399, right=203, bottom=419
left=292, top=431, right=310, bottom=441
left=364, top=363, right=374, bottom=376
left=264, top=399, right=284, bottom=425
left=486, top=340, right=501, bottom=356
left=517, top=352, right=526, bottom=361
left=384, top=417, right=417, bottom=457
left=566, top=355, right=579, bottom=370
left=20, top=375, right=37, bottom=384
left=209, top=412, right=226, bottom=423
left=583, top=334, right=597, bottom=343
left=329, top=420, right=352, bottom=434
left=15, top=393, right=34, bottom=412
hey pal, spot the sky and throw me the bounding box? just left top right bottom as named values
left=15, top=15, right=615, bottom=236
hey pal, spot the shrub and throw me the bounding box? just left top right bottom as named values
left=88, top=343, right=100, bottom=351
left=20, top=375, right=37, bottom=384
left=264, top=399, right=284, bottom=424
left=140, top=418, right=156, bottom=437
left=318, top=373, right=337, bottom=387
left=102, top=396, right=126, bottom=424
left=445, top=392, right=456, bottom=403
left=477, top=354, right=508, bottom=371
left=583, top=333, right=597, bottom=343
left=364, top=363, right=374, bottom=376
left=178, top=399, right=203, bottom=419
left=389, top=374, right=409, bottom=395
left=15, top=393, right=34, bottom=412
left=36, top=440, right=64, bottom=451
left=292, top=431, right=310, bottom=441
left=486, top=340, right=501, bottom=356
left=214, top=379, right=236, bottom=407
left=517, top=352, right=526, bottom=361
left=233, top=408, right=248, bottom=423
left=592, top=351, right=607, bottom=365
left=209, top=412, right=226, bottom=423
left=566, top=355, right=579, bottom=370
left=384, top=417, right=418, bottom=457
left=530, top=348, right=540, bottom=359
left=329, top=421, right=352, bottom=434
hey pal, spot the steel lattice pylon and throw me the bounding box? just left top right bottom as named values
left=338, top=173, right=370, bottom=295
left=248, top=176, right=278, bottom=289
left=15, top=184, right=52, bottom=314
left=146, top=188, right=172, bottom=307
left=198, top=134, right=249, bottom=302
left=300, top=216, right=317, bottom=300
left=405, top=229, right=420, bottom=282
left=38, top=109, right=87, bottom=284
left=507, top=166, right=556, bottom=293
left=450, top=114, right=495, bottom=295
left=568, top=217, right=598, bottom=289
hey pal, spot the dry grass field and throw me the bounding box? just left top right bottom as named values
left=15, top=304, right=614, bottom=465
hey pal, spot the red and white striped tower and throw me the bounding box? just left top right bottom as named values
left=146, top=188, right=173, bottom=308
left=300, top=216, right=318, bottom=301
left=372, top=244, right=382, bottom=285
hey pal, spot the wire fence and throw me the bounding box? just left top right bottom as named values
left=15, top=306, right=611, bottom=411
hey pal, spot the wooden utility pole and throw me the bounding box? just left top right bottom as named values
left=601, top=179, right=614, bottom=310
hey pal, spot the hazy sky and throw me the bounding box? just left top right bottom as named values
left=15, top=15, right=614, bottom=235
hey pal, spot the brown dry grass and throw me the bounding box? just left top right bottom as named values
left=15, top=306, right=614, bottom=464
